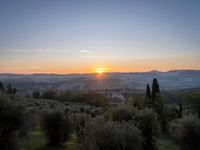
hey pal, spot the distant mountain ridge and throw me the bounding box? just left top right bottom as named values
left=0, top=70, right=200, bottom=95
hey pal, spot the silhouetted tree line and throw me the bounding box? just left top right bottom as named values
left=32, top=89, right=40, bottom=99
left=33, top=89, right=108, bottom=107
left=0, top=81, right=17, bottom=94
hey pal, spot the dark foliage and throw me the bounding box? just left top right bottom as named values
left=71, top=113, right=92, bottom=136
left=152, top=79, right=160, bottom=98
left=70, top=92, right=108, bottom=107
left=0, top=94, right=25, bottom=150
left=145, top=83, right=151, bottom=99
left=0, top=81, right=5, bottom=92
left=79, top=118, right=143, bottom=150
left=135, top=108, right=160, bottom=150
left=6, top=83, right=17, bottom=94
left=32, top=89, right=40, bottom=99
left=182, top=91, right=200, bottom=119
left=146, top=96, right=164, bottom=115
left=56, top=91, right=73, bottom=102
left=40, top=89, right=57, bottom=100
left=160, top=104, right=179, bottom=132
left=40, top=109, right=74, bottom=146
left=105, top=104, right=137, bottom=122
left=169, top=115, right=200, bottom=150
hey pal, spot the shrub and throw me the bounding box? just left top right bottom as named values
left=40, top=109, right=74, bottom=146
left=79, top=118, right=143, bottom=150
left=40, top=89, right=57, bottom=100
left=71, top=92, right=108, bottom=107
left=160, top=104, right=179, bottom=132
left=182, top=91, right=200, bottom=119
left=64, top=102, right=104, bottom=117
left=128, top=96, right=146, bottom=109
left=169, top=115, right=200, bottom=150
left=0, top=94, right=25, bottom=150
left=56, top=91, right=73, bottom=102
left=105, top=104, right=137, bottom=122
left=71, top=113, right=92, bottom=133
left=146, top=96, right=163, bottom=115
left=6, top=83, right=17, bottom=94
left=135, top=108, right=160, bottom=150
left=32, top=89, right=40, bottom=99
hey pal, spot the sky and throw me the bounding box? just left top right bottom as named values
left=0, top=0, right=200, bottom=74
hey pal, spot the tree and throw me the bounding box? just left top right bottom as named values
left=40, top=110, right=74, bottom=146
left=169, top=115, right=200, bottom=150
left=32, top=89, right=40, bottom=99
left=71, top=92, right=108, bottom=107
left=152, top=79, right=160, bottom=98
left=145, top=83, right=151, bottom=99
left=7, top=83, right=13, bottom=94
left=13, top=88, right=17, bottom=94
left=182, top=92, right=200, bottom=119
left=105, top=104, right=137, bottom=122
left=80, top=118, right=143, bottom=150
left=6, top=83, right=17, bottom=94
left=135, top=108, right=160, bottom=150
left=0, top=95, right=25, bottom=150
left=40, top=89, right=56, bottom=100
left=0, top=81, right=5, bottom=92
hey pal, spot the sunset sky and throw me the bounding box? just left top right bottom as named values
left=0, top=0, right=200, bottom=74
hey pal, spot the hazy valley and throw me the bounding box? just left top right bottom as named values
left=0, top=70, right=199, bottom=97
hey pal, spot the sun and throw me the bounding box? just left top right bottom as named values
left=95, top=68, right=105, bottom=75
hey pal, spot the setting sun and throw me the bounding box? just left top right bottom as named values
left=95, top=68, right=105, bottom=74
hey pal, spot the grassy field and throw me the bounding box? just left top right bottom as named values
left=20, top=129, right=77, bottom=150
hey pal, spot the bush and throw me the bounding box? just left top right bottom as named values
left=79, top=118, right=143, bottom=150
left=128, top=96, right=146, bottom=109
left=40, top=89, right=57, bottom=100
left=160, top=104, right=179, bottom=132
left=40, top=109, right=74, bottom=146
left=146, top=96, right=163, bottom=115
left=169, top=115, right=200, bottom=150
left=135, top=108, right=160, bottom=150
left=0, top=94, right=25, bottom=150
left=105, top=104, right=137, bottom=122
left=70, top=92, right=108, bottom=107
left=182, top=91, right=200, bottom=119
left=56, top=91, right=73, bottom=102
left=71, top=113, right=92, bottom=134
left=64, top=102, right=104, bottom=117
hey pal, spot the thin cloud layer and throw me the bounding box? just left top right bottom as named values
left=80, top=50, right=92, bottom=54
left=10, top=49, right=71, bottom=53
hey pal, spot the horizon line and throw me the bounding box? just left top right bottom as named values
left=0, top=69, right=199, bottom=75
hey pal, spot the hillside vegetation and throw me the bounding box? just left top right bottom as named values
left=0, top=79, right=200, bottom=150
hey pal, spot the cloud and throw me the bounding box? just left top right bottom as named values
left=30, top=66, right=42, bottom=69
left=80, top=50, right=92, bottom=54
left=32, top=49, right=50, bottom=52
left=10, top=49, right=71, bottom=53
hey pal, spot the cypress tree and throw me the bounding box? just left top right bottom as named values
left=152, top=78, right=160, bottom=98
left=145, top=83, right=151, bottom=98
left=7, top=83, right=13, bottom=94
left=178, top=103, right=182, bottom=118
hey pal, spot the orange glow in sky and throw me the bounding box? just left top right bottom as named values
left=95, top=68, right=106, bottom=74
left=0, top=56, right=199, bottom=74
left=0, top=1, right=200, bottom=74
